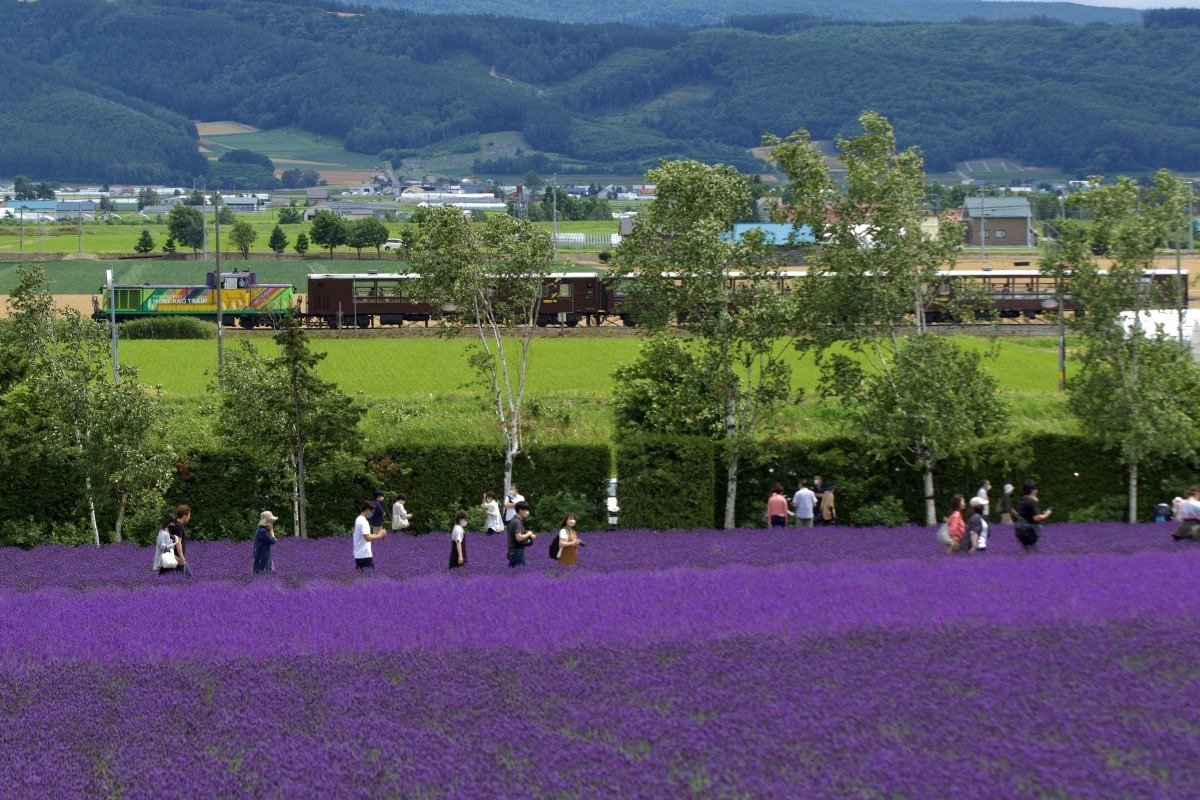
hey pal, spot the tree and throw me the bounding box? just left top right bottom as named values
left=309, top=210, right=348, bottom=258
left=162, top=236, right=177, bottom=254
left=34, top=183, right=55, bottom=200
left=136, top=187, right=160, bottom=210
left=612, top=334, right=725, bottom=438
left=216, top=318, right=364, bottom=538
left=612, top=159, right=795, bottom=528
left=6, top=266, right=172, bottom=545
left=278, top=204, right=304, bottom=224
left=347, top=217, right=390, bottom=258
left=294, top=232, right=310, bottom=256
left=13, top=175, right=35, bottom=201
left=167, top=204, right=205, bottom=254
left=1049, top=170, right=1200, bottom=521
left=408, top=206, right=553, bottom=492
left=185, top=189, right=205, bottom=206
left=229, top=220, right=257, bottom=259
left=268, top=225, right=289, bottom=257
left=134, top=229, right=155, bottom=254
left=217, top=205, right=237, bottom=226
left=769, top=111, right=989, bottom=526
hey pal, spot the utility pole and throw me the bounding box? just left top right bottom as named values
left=551, top=174, right=559, bottom=256
left=979, top=183, right=986, bottom=261
left=106, top=268, right=119, bottom=386
left=215, top=196, right=224, bottom=387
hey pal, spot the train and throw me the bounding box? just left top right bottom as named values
left=96, top=267, right=1189, bottom=329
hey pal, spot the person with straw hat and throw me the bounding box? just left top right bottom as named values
left=252, top=511, right=279, bottom=574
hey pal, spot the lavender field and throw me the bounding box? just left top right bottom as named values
left=3, top=524, right=1200, bottom=798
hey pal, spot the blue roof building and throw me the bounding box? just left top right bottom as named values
left=723, top=222, right=815, bottom=245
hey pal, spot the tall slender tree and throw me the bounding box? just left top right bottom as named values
left=612, top=159, right=795, bottom=528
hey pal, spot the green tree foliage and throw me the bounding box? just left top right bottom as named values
left=228, top=220, right=257, bottom=259
left=520, top=188, right=611, bottom=222
left=408, top=206, right=554, bottom=492
left=215, top=318, right=365, bottom=538
left=347, top=217, right=390, bottom=259
left=294, top=232, right=310, bottom=256
left=280, top=168, right=321, bottom=189
left=268, top=225, right=289, bottom=256
left=278, top=204, right=304, bottom=225
left=613, top=159, right=795, bottom=528
left=1047, top=171, right=1200, bottom=521
left=612, top=334, right=724, bottom=438
left=2, top=266, right=173, bottom=544
left=12, top=176, right=35, bottom=201
left=167, top=204, right=205, bottom=254
left=308, top=210, right=348, bottom=258
left=162, top=236, right=177, bottom=254
left=218, top=149, right=275, bottom=171
left=134, top=229, right=155, bottom=254
left=217, top=204, right=237, bottom=226
left=136, top=187, right=160, bottom=210
left=770, top=111, right=994, bottom=526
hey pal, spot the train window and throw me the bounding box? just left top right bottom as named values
left=353, top=281, right=379, bottom=300
left=541, top=284, right=559, bottom=300
left=117, top=289, right=140, bottom=309
left=223, top=276, right=240, bottom=291
left=559, top=283, right=573, bottom=298
left=385, top=281, right=403, bottom=298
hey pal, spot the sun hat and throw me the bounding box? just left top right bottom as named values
left=969, top=496, right=986, bottom=508
left=259, top=510, right=278, bottom=524
left=1003, top=483, right=1014, bottom=494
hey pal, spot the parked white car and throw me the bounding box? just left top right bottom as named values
left=381, top=238, right=404, bottom=252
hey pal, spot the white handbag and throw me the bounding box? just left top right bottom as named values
left=160, top=548, right=178, bottom=569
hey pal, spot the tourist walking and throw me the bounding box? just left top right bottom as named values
left=820, top=482, right=837, bottom=526
left=168, top=504, right=192, bottom=576
left=1016, top=481, right=1052, bottom=551
left=482, top=491, right=503, bottom=536
left=554, top=513, right=583, bottom=566
left=1172, top=485, right=1200, bottom=541
left=354, top=500, right=388, bottom=570
left=252, top=511, right=278, bottom=574
left=939, top=494, right=966, bottom=554
left=506, top=500, right=535, bottom=568
left=766, top=484, right=789, bottom=528
left=153, top=514, right=181, bottom=574
left=996, top=483, right=1015, bottom=525
left=791, top=479, right=817, bottom=527
left=449, top=511, right=468, bottom=569
left=391, top=493, right=411, bottom=533
left=503, top=484, right=525, bottom=524
left=975, top=480, right=991, bottom=519
left=370, top=490, right=387, bottom=537
left=967, top=496, right=989, bottom=554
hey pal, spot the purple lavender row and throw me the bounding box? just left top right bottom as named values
left=3, top=624, right=1197, bottom=799
left=0, top=522, right=1185, bottom=592
left=5, top=550, right=1199, bottom=665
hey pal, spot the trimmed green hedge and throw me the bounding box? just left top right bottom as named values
left=615, top=434, right=716, bottom=529
left=118, top=317, right=216, bottom=339
left=166, top=443, right=610, bottom=540
left=615, top=433, right=1200, bottom=529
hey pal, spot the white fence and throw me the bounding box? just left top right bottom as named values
left=552, top=232, right=622, bottom=249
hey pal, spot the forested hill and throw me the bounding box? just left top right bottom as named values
left=348, top=0, right=1140, bottom=27
left=2, top=0, right=1198, bottom=184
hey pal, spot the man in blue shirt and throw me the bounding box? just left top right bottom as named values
left=369, top=490, right=387, bottom=537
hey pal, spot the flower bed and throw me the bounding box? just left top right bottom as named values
left=2, top=524, right=1199, bottom=798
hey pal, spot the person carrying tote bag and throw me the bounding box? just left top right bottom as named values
left=153, top=515, right=180, bottom=574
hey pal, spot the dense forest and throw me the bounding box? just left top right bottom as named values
left=0, top=0, right=1197, bottom=183
left=350, top=0, right=1140, bottom=27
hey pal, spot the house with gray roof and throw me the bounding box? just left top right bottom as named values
left=961, top=196, right=1034, bottom=247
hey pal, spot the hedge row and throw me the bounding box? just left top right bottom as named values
left=167, top=443, right=611, bottom=542
left=616, top=433, right=1200, bottom=529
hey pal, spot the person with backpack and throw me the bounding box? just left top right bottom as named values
left=1016, top=480, right=1052, bottom=551
left=449, top=511, right=468, bottom=569
left=506, top=500, right=535, bottom=568
left=552, top=513, right=583, bottom=566
left=967, top=496, right=989, bottom=554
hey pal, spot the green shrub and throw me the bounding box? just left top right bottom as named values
left=853, top=496, right=910, bottom=527
left=119, top=317, right=216, bottom=340
left=1067, top=495, right=1128, bottom=522
left=528, top=489, right=602, bottom=533
left=616, top=434, right=716, bottom=529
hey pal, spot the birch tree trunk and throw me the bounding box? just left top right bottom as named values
left=114, top=494, right=127, bottom=542
left=296, top=439, right=308, bottom=538
left=1128, top=460, right=1138, bottom=524
left=923, top=463, right=937, bottom=527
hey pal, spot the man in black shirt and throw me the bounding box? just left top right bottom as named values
left=506, top=500, right=535, bottom=568
left=168, top=504, right=192, bottom=576
left=1016, top=480, right=1052, bottom=551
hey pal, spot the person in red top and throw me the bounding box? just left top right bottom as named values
left=766, top=484, right=790, bottom=528
left=945, top=494, right=967, bottom=554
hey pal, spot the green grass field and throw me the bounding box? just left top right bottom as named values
left=200, top=127, right=380, bottom=170
left=123, top=334, right=1077, bottom=449
left=0, top=214, right=619, bottom=260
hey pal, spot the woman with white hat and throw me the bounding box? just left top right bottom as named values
left=995, top=483, right=1015, bottom=525
left=252, top=511, right=279, bottom=574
